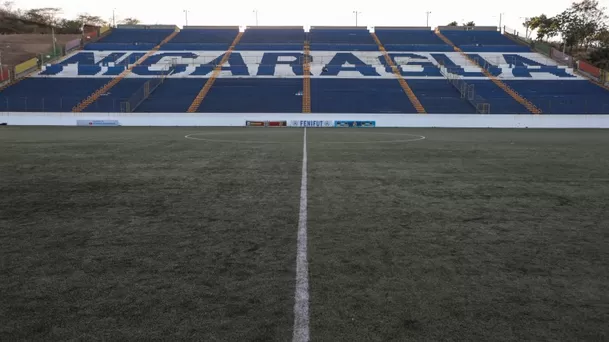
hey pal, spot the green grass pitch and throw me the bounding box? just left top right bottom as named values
left=1, top=127, right=608, bottom=341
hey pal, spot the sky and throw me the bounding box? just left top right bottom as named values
left=13, top=0, right=609, bottom=35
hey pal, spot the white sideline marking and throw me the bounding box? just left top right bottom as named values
left=293, top=127, right=310, bottom=342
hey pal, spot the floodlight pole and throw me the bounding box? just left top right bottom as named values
left=184, top=10, right=189, bottom=26
left=253, top=9, right=258, bottom=26
left=353, top=11, right=361, bottom=27
left=112, top=9, right=116, bottom=27
left=499, top=13, right=504, bottom=32
left=426, top=11, right=431, bottom=27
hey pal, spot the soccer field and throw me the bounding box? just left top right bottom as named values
left=1, top=127, right=608, bottom=341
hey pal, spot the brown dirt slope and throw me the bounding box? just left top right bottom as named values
left=0, top=34, right=80, bottom=66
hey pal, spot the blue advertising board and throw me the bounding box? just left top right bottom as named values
left=334, top=120, right=376, bottom=128
left=289, top=120, right=333, bottom=127
left=77, top=120, right=120, bottom=127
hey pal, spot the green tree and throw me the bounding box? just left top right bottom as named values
left=465, top=21, right=475, bottom=27
left=119, top=17, right=140, bottom=25
left=57, top=19, right=84, bottom=34
left=23, top=7, right=61, bottom=25
left=77, top=13, right=106, bottom=26
left=528, top=14, right=560, bottom=41
left=588, top=47, right=609, bottom=69
left=447, top=21, right=458, bottom=26
left=556, top=0, right=607, bottom=50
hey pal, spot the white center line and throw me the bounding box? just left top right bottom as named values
left=293, top=127, right=310, bottom=342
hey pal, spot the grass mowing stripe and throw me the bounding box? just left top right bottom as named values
left=293, top=128, right=310, bottom=342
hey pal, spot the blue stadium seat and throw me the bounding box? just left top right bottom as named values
left=83, top=78, right=150, bottom=112
left=158, top=29, right=238, bottom=51
left=198, top=78, right=303, bottom=113
left=135, top=79, right=208, bottom=113
left=504, top=80, right=609, bottom=114
left=310, top=28, right=377, bottom=51
left=171, top=28, right=238, bottom=43
left=3, top=26, right=609, bottom=115
left=311, top=79, right=416, bottom=113
left=85, top=43, right=156, bottom=51
left=464, top=80, right=529, bottom=114
left=98, top=28, right=175, bottom=44
left=442, top=30, right=524, bottom=47
left=0, top=78, right=108, bottom=112
left=239, top=27, right=304, bottom=45
left=408, top=80, right=476, bottom=113
left=375, top=29, right=448, bottom=45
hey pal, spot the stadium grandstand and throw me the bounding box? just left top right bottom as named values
left=1, top=24, right=609, bottom=115
left=2, top=4, right=609, bottom=340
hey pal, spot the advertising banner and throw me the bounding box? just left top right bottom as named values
left=65, top=38, right=81, bottom=53
left=77, top=120, right=120, bottom=126
left=267, top=121, right=287, bottom=127
left=289, top=120, right=333, bottom=127
left=246, top=120, right=265, bottom=126
left=578, top=60, right=601, bottom=79
left=0, top=65, right=10, bottom=81
left=334, top=120, right=376, bottom=127
left=550, top=48, right=574, bottom=67
left=245, top=120, right=287, bottom=127
left=14, top=57, right=38, bottom=75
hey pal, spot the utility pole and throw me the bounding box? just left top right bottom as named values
left=184, top=9, right=189, bottom=26
left=112, top=9, right=116, bottom=27
left=499, top=13, right=504, bottom=32
left=253, top=9, right=258, bottom=26
left=353, top=10, right=361, bottom=27
left=426, top=11, right=431, bottom=27
left=52, top=26, right=56, bottom=55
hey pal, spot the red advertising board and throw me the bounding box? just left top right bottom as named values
left=578, top=60, right=601, bottom=78
left=0, top=65, right=10, bottom=81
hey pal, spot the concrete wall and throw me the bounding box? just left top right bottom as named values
left=3, top=113, right=609, bottom=128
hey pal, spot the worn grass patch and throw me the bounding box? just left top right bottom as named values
left=0, top=127, right=302, bottom=340
left=1, top=127, right=608, bottom=341
left=307, top=128, right=609, bottom=341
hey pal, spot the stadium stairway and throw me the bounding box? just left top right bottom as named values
left=435, top=29, right=542, bottom=114
left=371, top=32, right=426, bottom=113
left=303, top=38, right=311, bottom=113
left=71, top=30, right=179, bottom=112
left=186, top=31, right=244, bottom=112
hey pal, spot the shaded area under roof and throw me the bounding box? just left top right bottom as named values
left=117, top=24, right=177, bottom=30
left=374, top=26, right=431, bottom=31
left=182, top=26, right=239, bottom=30
left=245, top=26, right=304, bottom=30
left=310, top=26, right=369, bottom=30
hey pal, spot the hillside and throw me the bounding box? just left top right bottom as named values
left=0, top=34, right=80, bottom=66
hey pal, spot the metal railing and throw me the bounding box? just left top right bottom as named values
left=2, top=95, right=609, bottom=114
left=441, top=66, right=491, bottom=114
left=120, top=67, right=172, bottom=112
